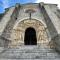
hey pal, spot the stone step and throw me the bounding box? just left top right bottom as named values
left=0, top=53, right=59, bottom=59
left=0, top=46, right=56, bottom=54
left=1, top=51, right=58, bottom=59
left=0, top=59, right=60, bottom=60
left=2, top=49, right=56, bottom=54
left=0, top=45, right=60, bottom=59
left=0, top=49, right=60, bottom=59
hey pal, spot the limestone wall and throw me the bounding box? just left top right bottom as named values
left=0, top=3, right=60, bottom=50
left=41, top=4, right=60, bottom=51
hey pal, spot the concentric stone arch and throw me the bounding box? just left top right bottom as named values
left=13, top=19, right=47, bottom=29
left=10, top=19, right=49, bottom=47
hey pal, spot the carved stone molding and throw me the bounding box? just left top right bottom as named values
left=10, top=19, right=49, bottom=47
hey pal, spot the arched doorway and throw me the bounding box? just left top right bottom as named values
left=10, top=19, right=49, bottom=47
left=24, top=27, right=37, bottom=45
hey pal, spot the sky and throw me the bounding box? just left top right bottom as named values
left=0, top=0, right=60, bottom=13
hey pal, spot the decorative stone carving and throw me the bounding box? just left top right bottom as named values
left=10, top=19, right=49, bottom=47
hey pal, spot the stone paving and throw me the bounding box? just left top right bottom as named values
left=0, top=44, right=60, bottom=60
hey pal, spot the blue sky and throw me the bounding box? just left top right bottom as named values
left=0, top=0, right=37, bottom=13
left=0, top=0, right=60, bottom=13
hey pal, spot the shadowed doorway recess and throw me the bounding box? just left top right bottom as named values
left=24, top=27, right=37, bottom=45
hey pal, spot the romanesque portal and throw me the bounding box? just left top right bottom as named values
left=10, top=19, right=49, bottom=47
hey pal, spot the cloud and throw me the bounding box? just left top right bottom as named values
left=35, top=0, right=60, bottom=8
left=2, top=0, right=9, bottom=8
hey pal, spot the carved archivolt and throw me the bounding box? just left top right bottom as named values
left=10, top=19, right=49, bottom=47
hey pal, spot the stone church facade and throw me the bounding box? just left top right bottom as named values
left=0, top=2, right=60, bottom=59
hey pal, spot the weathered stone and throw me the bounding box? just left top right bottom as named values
left=0, top=2, right=60, bottom=60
